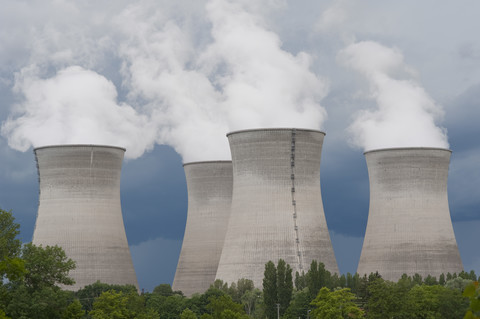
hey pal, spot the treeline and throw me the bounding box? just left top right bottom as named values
left=1, top=208, right=479, bottom=318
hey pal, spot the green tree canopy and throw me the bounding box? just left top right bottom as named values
left=310, top=287, right=363, bottom=319
left=21, top=243, right=76, bottom=290
left=0, top=209, right=25, bottom=283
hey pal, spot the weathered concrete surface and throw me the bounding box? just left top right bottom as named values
left=33, top=145, right=138, bottom=291
left=357, top=148, right=463, bottom=281
left=173, top=161, right=233, bottom=296
left=215, top=128, right=338, bottom=287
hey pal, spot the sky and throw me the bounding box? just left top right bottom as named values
left=0, top=0, right=479, bottom=292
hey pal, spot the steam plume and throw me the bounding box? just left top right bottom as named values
left=116, top=0, right=329, bottom=161
left=2, top=66, right=155, bottom=159
left=337, top=41, right=448, bottom=151
left=1, top=0, right=329, bottom=162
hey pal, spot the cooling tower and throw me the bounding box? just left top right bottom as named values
left=357, top=147, right=463, bottom=281
left=215, top=128, right=338, bottom=287
left=173, top=161, right=233, bottom=296
left=32, top=145, right=138, bottom=291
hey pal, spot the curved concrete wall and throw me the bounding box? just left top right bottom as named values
left=173, top=161, right=233, bottom=296
left=357, top=147, right=463, bottom=281
left=215, top=128, right=338, bottom=287
left=33, top=145, right=138, bottom=291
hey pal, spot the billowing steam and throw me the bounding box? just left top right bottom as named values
left=337, top=41, right=449, bottom=151
left=2, top=66, right=155, bottom=159
left=1, top=0, right=328, bottom=162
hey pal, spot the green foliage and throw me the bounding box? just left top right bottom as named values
left=76, top=281, right=138, bottom=312
left=445, top=277, right=473, bottom=291
left=424, top=275, right=438, bottom=286
left=262, top=259, right=294, bottom=317
left=62, top=299, right=85, bottom=319
left=153, top=283, right=174, bottom=296
left=89, top=290, right=131, bottom=319
left=310, top=287, right=363, bottom=319
left=240, top=288, right=261, bottom=316
left=284, top=287, right=311, bottom=318
left=277, top=259, right=293, bottom=316
left=0, top=209, right=25, bottom=283
left=460, top=271, right=478, bottom=281
left=0, top=309, right=9, bottom=319
left=295, top=271, right=307, bottom=290
left=365, top=276, right=469, bottom=319
left=146, top=293, right=185, bottom=319
left=211, top=278, right=255, bottom=304
left=89, top=290, right=159, bottom=319
left=463, top=281, right=480, bottom=319
left=205, top=295, right=247, bottom=319
left=5, top=283, right=73, bottom=319
left=180, top=308, right=197, bottom=319
left=346, top=273, right=360, bottom=294
left=2, top=242, right=77, bottom=319
left=365, top=277, right=400, bottom=319
left=263, top=260, right=277, bottom=319
left=21, top=243, right=76, bottom=290
left=306, top=260, right=332, bottom=299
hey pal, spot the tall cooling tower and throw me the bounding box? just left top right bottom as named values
left=32, top=145, right=138, bottom=291
left=357, top=147, right=463, bottom=281
left=173, top=161, right=233, bottom=296
left=215, top=128, right=338, bottom=287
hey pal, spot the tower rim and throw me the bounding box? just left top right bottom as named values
left=183, top=160, right=232, bottom=167
left=226, top=127, right=326, bottom=137
left=33, top=144, right=126, bottom=152
left=364, top=146, right=451, bottom=155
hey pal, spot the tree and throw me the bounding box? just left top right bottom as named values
left=424, top=275, right=438, bottom=286
left=365, top=277, right=396, bottom=319
left=0, top=209, right=25, bottom=283
left=3, top=243, right=76, bottom=319
left=276, top=259, right=293, bottom=316
left=284, top=288, right=311, bottom=318
left=463, top=281, right=480, bottom=319
left=89, top=290, right=159, bottom=319
left=240, top=288, right=261, bottom=316
left=153, top=283, right=174, bottom=296
left=310, top=287, right=363, bottom=319
left=0, top=309, right=9, bottom=319
left=76, top=281, right=138, bottom=312
left=306, top=260, right=333, bottom=299
left=295, top=271, right=307, bottom=290
left=180, top=308, right=197, bottom=319
left=445, top=277, right=473, bottom=291
left=146, top=294, right=186, bottom=319
left=205, top=295, right=247, bottom=319
left=89, top=290, right=131, bottom=319
left=235, top=278, right=255, bottom=303
left=439, top=273, right=446, bottom=285
left=63, top=299, right=85, bottom=319
left=263, top=261, right=277, bottom=319
left=21, top=243, right=76, bottom=290
left=5, top=282, right=73, bottom=319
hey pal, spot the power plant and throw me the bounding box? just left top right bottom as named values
left=215, top=128, right=338, bottom=287
left=357, top=147, right=463, bottom=281
left=173, top=161, right=233, bottom=296
left=32, top=145, right=139, bottom=291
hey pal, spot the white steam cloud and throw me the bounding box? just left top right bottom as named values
left=2, top=66, right=155, bottom=159
left=1, top=0, right=329, bottom=162
left=337, top=41, right=449, bottom=151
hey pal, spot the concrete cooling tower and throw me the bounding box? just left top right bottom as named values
left=173, top=161, right=233, bottom=296
left=32, top=145, right=138, bottom=291
left=357, top=147, right=463, bottom=281
left=215, top=128, right=338, bottom=287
